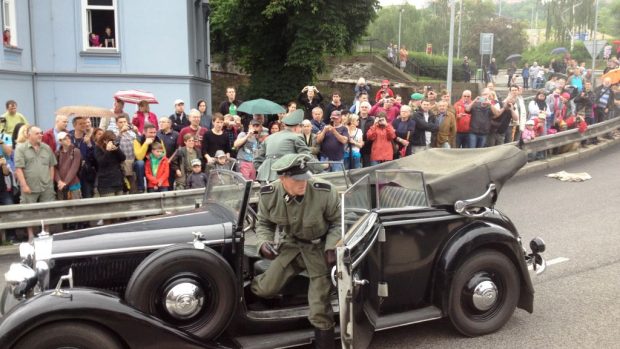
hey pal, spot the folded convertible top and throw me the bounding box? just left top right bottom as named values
left=347, top=145, right=527, bottom=206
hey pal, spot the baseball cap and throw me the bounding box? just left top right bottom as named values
left=214, top=150, right=226, bottom=158
left=174, top=99, right=185, bottom=106
left=191, top=158, right=202, bottom=167
left=526, top=119, right=535, bottom=126
left=560, top=92, right=571, bottom=100
left=410, top=93, right=424, bottom=101
left=250, top=119, right=262, bottom=126
left=56, top=131, right=69, bottom=142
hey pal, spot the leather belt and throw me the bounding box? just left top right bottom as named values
left=293, top=236, right=325, bottom=245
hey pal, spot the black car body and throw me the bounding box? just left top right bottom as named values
left=0, top=146, right=546, bottom=349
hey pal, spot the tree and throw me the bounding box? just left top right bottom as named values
left=462, top=16, right=528, bottom=66
left=211, top=0, right=380, bottom=103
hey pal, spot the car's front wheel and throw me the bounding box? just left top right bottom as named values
left=447, top=249, right=520, bottom=337
left=125, top=244, right=237, bottom=340
left=13, top=321, right=123, bottom=349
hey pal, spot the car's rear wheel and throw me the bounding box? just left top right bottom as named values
left=125, top=244, right=237, bottom=340
left=13, top=321, right=123, bottom=349
left=448, top=249, right=520, bottom=337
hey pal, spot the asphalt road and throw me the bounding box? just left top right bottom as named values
left=1, top=142, right=619, bottom=348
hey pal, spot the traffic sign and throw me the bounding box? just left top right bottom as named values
left=583, top=40, right=607, bottom=58
left=480, top=33, right=494, bottom=55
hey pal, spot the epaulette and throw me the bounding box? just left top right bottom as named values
left=312, top=182, right=331, bottom=191
left=260, top=184, right=275, bottom=194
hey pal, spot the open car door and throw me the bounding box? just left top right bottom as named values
left=336, top=175, right=381, bottom=349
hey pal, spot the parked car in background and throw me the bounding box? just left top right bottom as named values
left=1, top=146, right=546, bottom=349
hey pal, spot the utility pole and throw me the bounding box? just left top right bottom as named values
left=447, top=0, right=456, bottom=96
left=457, top=0, right=463, bottom=59
left=591, top=0, right=599, bottom=83
left=398, top=8, right=404, bottom=64
left=498, top=0, right=502, bottom=16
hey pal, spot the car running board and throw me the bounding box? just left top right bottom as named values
left=375, top=305, right=443, bottom=331
left=246, top=298, right=340, bottom=320
left=233, top=326, right=341, bottom=349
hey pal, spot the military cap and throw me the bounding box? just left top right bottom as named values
left=282, top=109, right=304, bottom=126
left=272, top=153, right=313, bottom=180
left=410, top=93, right=424, bottom=101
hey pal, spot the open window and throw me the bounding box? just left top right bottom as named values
left=81, top=0, right=118, bottom=51
left=2, top=0, right=17, bottom=48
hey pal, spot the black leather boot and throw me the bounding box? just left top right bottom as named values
left=314, top=327, right=335, bottom=349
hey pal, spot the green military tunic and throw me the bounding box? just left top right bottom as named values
left=251, top=177, right=341, bottom=330
left=254, top=129, right=311, bottom=182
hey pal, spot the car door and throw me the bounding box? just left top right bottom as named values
left=336, top=174, right=381, bottom=349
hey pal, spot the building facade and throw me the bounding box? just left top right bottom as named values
left=1, top=0, right=211, bottom=128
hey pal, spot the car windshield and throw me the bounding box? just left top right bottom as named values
left=341, top=174, right=372, bottom=240
left=204, top=170, right=249, bottom=222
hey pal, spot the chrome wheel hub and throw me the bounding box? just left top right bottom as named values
left=471, top=280, right=498, bottom=311
left=164, top=282, right=205, bottom=319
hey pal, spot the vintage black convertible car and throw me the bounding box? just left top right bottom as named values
left=0, top=146, right=546, bottom=349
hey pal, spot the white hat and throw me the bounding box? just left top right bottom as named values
left=526, top=119, right=535, bottom=126
left=56, top=131, right=69, bottom=142
left=191, top=158, right=202, bottom=167
left=214, top=150, right=226, bottom=158
left=174, top=99, right=185, bottom=106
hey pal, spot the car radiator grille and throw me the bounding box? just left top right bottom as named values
left=51, top=252, right=152, bottom=297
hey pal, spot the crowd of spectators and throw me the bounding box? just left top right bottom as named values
left=1, top=69, right=619, bottom=236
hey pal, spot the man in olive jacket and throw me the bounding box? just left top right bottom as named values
left=252, top=153, right=340, bottom=349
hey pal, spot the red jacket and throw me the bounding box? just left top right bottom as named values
left=453, top=99, right=472, bottom=133
left=366, top=123, right=396, bottom=161
left=42, top=128, right=58, bottom=152
left=145, top=155, right=170, bottom=189
left=132, top=112, right=159, bottom=134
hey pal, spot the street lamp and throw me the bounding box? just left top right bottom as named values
left=591, top=0, right=599, bottom=83
left=457, top=0, right=463, bottom=59
left=447, top=0, right=456, bottom=96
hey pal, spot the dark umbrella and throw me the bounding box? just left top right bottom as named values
left=505, top=54, right=522, bottom=62
left=550, top=47, right=568, bottom=55
left=237, top=98, right=285, bottom=115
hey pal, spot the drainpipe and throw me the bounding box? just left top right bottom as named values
left=203, top=0, right=212, bottom=117
left=27, top=0, right=38, bottom=124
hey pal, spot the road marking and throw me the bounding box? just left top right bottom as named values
left=547, top=257, right=570, bottom=266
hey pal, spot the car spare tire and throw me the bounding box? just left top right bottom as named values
left=125, top=244, right=237, bottom=340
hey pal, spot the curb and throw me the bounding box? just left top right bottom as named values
left=1, top=137, right=617, bottom=259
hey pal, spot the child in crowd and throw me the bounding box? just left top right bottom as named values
left=205, top=150, right=235, bottom=175
left=145, top=142, right=170, bottom=192
left=521, top=120, right=536, bottom=143
left=186, top=159, right=209, bottom=189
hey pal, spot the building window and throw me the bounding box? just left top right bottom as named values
left=2, top=0, right=17, bottom=47
left=81, top=0, right=118, bottom=50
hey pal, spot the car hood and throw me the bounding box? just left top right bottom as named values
left=48, top=204, right=236, bottom=258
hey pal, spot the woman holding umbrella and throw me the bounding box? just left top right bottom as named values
left=132, top=101, right=158, bottom=135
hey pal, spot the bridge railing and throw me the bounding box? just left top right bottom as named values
left=1, top=116, right=619, bottom=232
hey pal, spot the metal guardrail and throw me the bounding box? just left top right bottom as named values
left=1, top=116, right=619, bottom=231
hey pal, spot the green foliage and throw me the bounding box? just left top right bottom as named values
left=211, top=0, right=380, bottom=103
left=599, top=1, right=620, bottom=38
left=522, top=41, right=596, bottom=67
left=408, top=52, right=474, bottom=80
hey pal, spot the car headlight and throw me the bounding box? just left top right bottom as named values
left=5, top=263, right=38, bottom=298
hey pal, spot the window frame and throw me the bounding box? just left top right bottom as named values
left=2, top=0, right=17, bottom=47
left=80, top=0, right=119, bottom=52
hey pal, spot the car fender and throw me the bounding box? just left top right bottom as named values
left=0, top=288, right=229, bottom=349
left=432, top=220, right=534, bottom=314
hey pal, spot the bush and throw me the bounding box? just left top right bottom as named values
left=408, top=52, right=476, bottom=80
left=522, top=41, right=597, bottom=67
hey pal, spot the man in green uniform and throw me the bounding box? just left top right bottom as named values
left=254, top=110, right=311, bottom=182
left=252, top=153, right=340, bottom=349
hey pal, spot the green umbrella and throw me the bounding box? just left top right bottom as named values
left=237, top=98, right=285, bottom=115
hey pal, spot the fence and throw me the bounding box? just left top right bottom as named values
left=2, top=115, right=619, bottom=235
